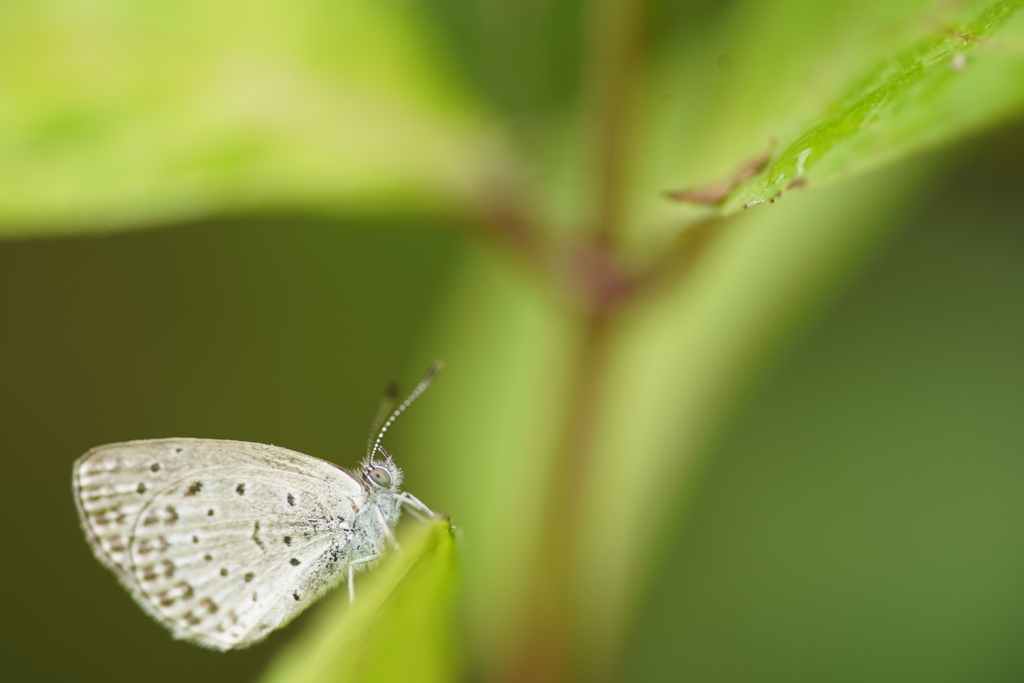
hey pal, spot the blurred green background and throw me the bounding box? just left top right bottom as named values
left=2, top=0, right=1023, bottom=681
left=626, top=124, right=1024, bottom=682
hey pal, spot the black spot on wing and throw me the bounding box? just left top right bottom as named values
left=185, top=481, right=202, bottom=496
left=251, top=521, right=265, bottom=551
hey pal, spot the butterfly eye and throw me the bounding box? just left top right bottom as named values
left=368, top=467, right=392, bottom=488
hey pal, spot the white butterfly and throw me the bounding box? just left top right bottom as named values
left=72, top=364, right=440, bottom=650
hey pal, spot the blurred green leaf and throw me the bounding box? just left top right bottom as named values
left=398, top=247, right=577, bottom=680
left=577, top=157, right=934, bottom=678
left=259, top=518, right=460, bottom=683
left=0, top=0, right=493, bottom=236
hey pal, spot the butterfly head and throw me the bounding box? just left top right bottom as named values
left=361, top=363, right=440, bottom=493
left=360, top=448, right=403, bottom=491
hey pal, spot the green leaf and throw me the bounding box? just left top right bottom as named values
left=258, top=518, right=461, bottom=683
left=725, top=0, right=1024, bottom=212
left=0, top=0, right=492, bottom=237
left=634, top=0, right=1024, bottom=248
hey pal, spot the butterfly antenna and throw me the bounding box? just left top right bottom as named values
left=365, top=380, right=399, bottom=458
left=369, top=361, right=443, bottom=460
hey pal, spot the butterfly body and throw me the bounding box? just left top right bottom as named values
left=74, top=438, right=406, bottom=650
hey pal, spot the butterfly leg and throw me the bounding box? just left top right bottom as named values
left=347, top=553, right=379, bottom=603
left=397, top=492, right=436, bottom=519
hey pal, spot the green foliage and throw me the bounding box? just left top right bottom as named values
left=634, top=0, right=1024, bottom=246
left=724, top=0, right=1024, bottom=212
left=5, top=0, right=1024, bottom=681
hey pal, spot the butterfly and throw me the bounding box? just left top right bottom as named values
left=72, top=363, right=440, bottom=650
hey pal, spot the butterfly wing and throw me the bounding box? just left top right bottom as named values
left=74, top=438, right=370, bottom=650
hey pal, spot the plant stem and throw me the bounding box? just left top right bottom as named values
left=502, top=309, right=614, bottom=683
left=586, top=0, right=645, bottom=250
left=500, top=2, right=648, bottom=680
